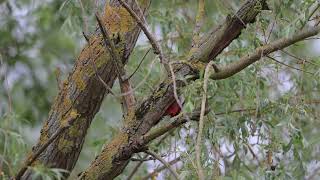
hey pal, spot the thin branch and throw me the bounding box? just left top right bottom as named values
left=300, top=3, right=320, bottom=29
left=210, top=26, right=320, bottom=80
left=192, top=0, right=205, bottom=47
left=215, top=108, right=256, bottom=115
left=15, top=116, right=78, bottom=179
left=126, top=160, right=144, bottom=180
left=142, top=156, right=181, bottom=180
left=144, top=150, right=180, bottom=180
left=117, top=0, right=170, bottom=72
left=281, top=50, right=320, bottom=67
left=95, top=13, right=124, bottom=81
left=114, top=56, right=157, bottom=97
left=141, top=107, right=258, bottom=147
left=267, top=55, right=314, bottom=75
left=126, top=48, right=151, bottom=80
left=130, top=154, right=167, bottom=162
left=196, top=61, right=215, bottom=180
left=82, top=31, right=90, bottom=42
left=96, top=12, right=136, bottom=113
left=168, top=63, right=183, bottom=111
left=126, top=130, right=173, bottom=180
left=266, top=17, right=276, bottom=43
left=142, top=108, right=208, bottom=146
left=92, top=62, right=116, bottom=96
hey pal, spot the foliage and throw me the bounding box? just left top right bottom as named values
left=0, top=0, right=320, bottom=179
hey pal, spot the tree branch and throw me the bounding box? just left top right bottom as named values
left=190, top=0, right=269, bottom=62
left=141, top=156, right=181, bottom=180
left=144, top=150, right=180, bottom=180
left=196, top=61, right=215, bottom=180
left=210, top=26, right=320, bottom=80
left=191, top=0, right=205, bottom=47
left=267, top=55, right=314, bottom=75
left=126, top=48, right=151, bottom=80
left=95, top=13, right=124, bottom=81
left=117, top=0, right=170, bottom=72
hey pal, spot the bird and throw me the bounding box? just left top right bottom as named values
left=164, top=100, right=183, bottom=117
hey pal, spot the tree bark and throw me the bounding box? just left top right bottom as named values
left=20, top=0, right=150, bottom=179
left=80, top=0, right=267, bottom=179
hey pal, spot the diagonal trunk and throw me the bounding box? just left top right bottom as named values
left=20, top=1, right=150, bottom=179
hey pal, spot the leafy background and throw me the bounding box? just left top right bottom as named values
left=0, top=0, right=320, bottom=179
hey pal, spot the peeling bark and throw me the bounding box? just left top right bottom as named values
left=189, top=0, right=269, bottom=62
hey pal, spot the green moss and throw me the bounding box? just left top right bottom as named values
left=58, top=138, right=74, bottom=153
left=69, top=118, right=85, bottom=137
left=84, top=132, right=129, bottom=179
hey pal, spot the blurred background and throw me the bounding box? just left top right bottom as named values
left=0, top=0, right=320, bottom=179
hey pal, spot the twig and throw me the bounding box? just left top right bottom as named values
left=117, top=0, right=170, bottom=72
left=126, top=48, right=151, bottom=80
left=300, top=3, right=320, bottom=29
left=82, top=32, right=90, bottom=42
left=126, top=160, right=144, bottom=180
left=267, top=55, right=314, bottom=75
left=210, top=26, right=320, bottom=80
left=15, top=116, right=77, bottom=179
left=126, top=130, right=173, bottom=180
left=142, top=108, right=208, bottom=145
left=215, top=108, right=256, bottom=115
left=142, top=156, right=181, bottom=180
left=95, top=13, right=124, bottom=81
left=168, top=63, right=183, bottom=111
left=195, top=61, right=215, bottom=180
left=144, top=150, right=179, bottom=180
left=130, top=154, right=167, bottom=162
left=114, top=56, right=157, bottom=97
left=266, top=17, right=276, bottom=43
left=281, top=50, right=320, bottom=67
left=91, top=60, right=117, bottom=96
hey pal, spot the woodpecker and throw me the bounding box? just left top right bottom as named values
left=164, top=96, right=185, bottom=117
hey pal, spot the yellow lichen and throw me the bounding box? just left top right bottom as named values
left=39, top=121, right=49, bottom=145
left=73, top=69, right=86, bottom=90
left=123, top=109, right=136, bottom=125
left=58, top=138, right=74, bottom=153
left=70, top=109, right=79, bottom=119
left=60, top=109, right=80, bottom=127
left=190, top=60, right=206, bottom=71
left=69, top=118, right=85, bottom=137
left=85, top=132, right=129, bottom=179
left=62, top=97, right=72, bottom=110
left=104, top=5, right=135, bottom=33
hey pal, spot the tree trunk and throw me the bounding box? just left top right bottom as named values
left=20, top=1, right=150, bottom=179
